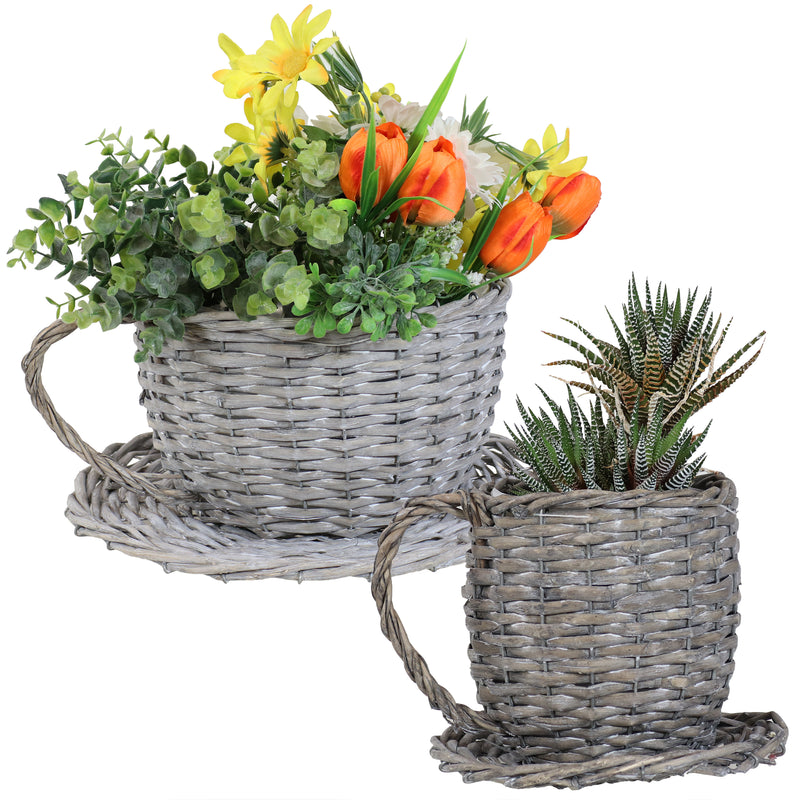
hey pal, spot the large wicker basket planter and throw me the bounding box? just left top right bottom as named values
left=372, top=473, right=788, bottom=787
left=136, top=281, right=509, bottom=537
left=23, top=282, right=510, bottom=579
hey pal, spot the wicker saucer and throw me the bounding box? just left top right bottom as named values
left=65, top=432, right=515, bottom=581
left=430, top=712, right=789, bottom=789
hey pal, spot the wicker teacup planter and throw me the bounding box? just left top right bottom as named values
left=136, top=281, right=509, bottom=536
left=23, top=282, right=510, bottom=580
left=372, top=473, right=788, bottom=788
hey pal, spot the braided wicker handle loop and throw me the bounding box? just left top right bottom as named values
left=22, top=319, right=191, bottom=504
left=371, top=490, right=502, bottom=735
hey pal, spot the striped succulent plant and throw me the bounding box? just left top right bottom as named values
left=507, top=386, right=709, bottom=492
left=544, top=276, right=765, bottom=432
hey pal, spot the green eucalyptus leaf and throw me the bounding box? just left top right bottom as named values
left=192, top=248, right=239, bottom=289
left=246, top=290, right=278, bottom=316
left=13, top=229, right=37, bottom=250
left=91, top=208, right=118, bottom=237
left=186, top=161, right=209, bottom=184
left=245, top=250, right=270, bottom=277
left=178, top=145, right=196, bottom=167
left=38, top=219, right=56, bottom=249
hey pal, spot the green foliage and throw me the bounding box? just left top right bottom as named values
left=507, top=386, right=708, bottom=493
left=293, top=226, right=446, bottom=340
left=460, top=97, right=493, bottom=144
left=545, top=275, right=765, bottom=432
left=293, top=138, right=340, bottom=190
left=177, top=189, right=236, bottom=252
left=295, top=201, right=349, bottom=250
left=232, top=251, right=311, bottom=319
left=7, top=128, right=471, bottom=360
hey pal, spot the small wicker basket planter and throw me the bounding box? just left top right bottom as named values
left=22, top=282, right=510, bottom=579
left=372, top=473, right=788, bottom=787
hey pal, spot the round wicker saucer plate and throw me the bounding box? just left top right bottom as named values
left=65, top=433, right=515, bottom=581
left=430, top=711, right=789, bottom=789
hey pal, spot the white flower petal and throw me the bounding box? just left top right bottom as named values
left=377, top=96, right=428, bottom=132
left=309, top=114, right=346, bottom=135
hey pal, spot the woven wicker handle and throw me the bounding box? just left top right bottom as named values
left=371, top=491, right=502, bottom=735
left=22, top=319, right=191, bottom=504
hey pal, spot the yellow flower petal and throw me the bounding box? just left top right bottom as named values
left=311, top=35, right=338, bottom=56
left=244, top=96, right=256, bottom=125
left=217, top=70, right=262, bottom=99
left=223, top=144, right=250, bottom=166
left=299, top=59, right=329, bottom=86
left=255, top=40, right=283, bottom=59
left=523, top=138, right=541, bottom=158
left=224, top=123, right=257, bottom=143
left=551, top=156, right=588, bottom=176
left=270, top=11, right=294, bottom=52
left=299, top=8, right=331, bottom=46
left=255, top=82, right=290, bottom=117
left=542, top=123, right=558, bottom=152
left=549, top=128, right=570, bottom=163
left=218, top=33, right=244, bottom=62
left=283, top=81, right=299, bottom=108
left=236, top=54, right=273, bottom=74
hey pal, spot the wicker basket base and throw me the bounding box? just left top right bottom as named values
left=64, top=433, right=513, bottom=581
left=430, top=712, right=788, bottom=789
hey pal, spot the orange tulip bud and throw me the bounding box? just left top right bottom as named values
left=540, top=171, right=601, bottom=240
left=480, top=192, right=553, bottom=274
left=398, top=137, right=466, bottom=226
left=339, top=121, right=408, bottom=203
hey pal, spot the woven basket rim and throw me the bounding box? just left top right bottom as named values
left=429, top=711, right=788, bottom=789
left=140, top=279, right=510, bottom=336
left=485, top=470, right=735, bottom=514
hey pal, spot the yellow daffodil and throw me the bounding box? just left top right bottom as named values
left=213, top=5, right=337, bottom=100
left=522, top=125, right=588, bottom=201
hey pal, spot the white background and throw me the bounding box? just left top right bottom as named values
left=2, top=1, right=798, bottom=798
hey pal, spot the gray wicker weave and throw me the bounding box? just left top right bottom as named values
left=430, top=712, right=788, bottom=788
left=371, top=477, right=789, bottom=786
left=62, top=433, right=517, bottom=581
left=23, top=282, right=508, bottom=559
left=135, top=282, right=510, bottom=537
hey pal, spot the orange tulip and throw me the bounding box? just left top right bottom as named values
left=540, top=171, right=601, bottom=239
left=339, top=121, right=408, bottom=203
left=398, top=137, right=466, bottom=226
left=480, top=192, right=553, bottom=274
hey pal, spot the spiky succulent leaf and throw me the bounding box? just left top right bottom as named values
left=623, top=303, right=646, bottom=383
left=509, top=386, right=709, bottom=494
left=707, top=330, right=766, bottom=385
left=664, top=454, right=707, bottom=490
left=548, top=275, right=763, bottom=431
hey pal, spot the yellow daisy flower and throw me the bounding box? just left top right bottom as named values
left=223, top=89, right=301, bottom=188
left=213, top=5, right=337, bottom=100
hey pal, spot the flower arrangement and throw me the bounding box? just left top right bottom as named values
left=507, top=276, right=765, bottom=492
left=7, top=5, right=600, bottom=361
